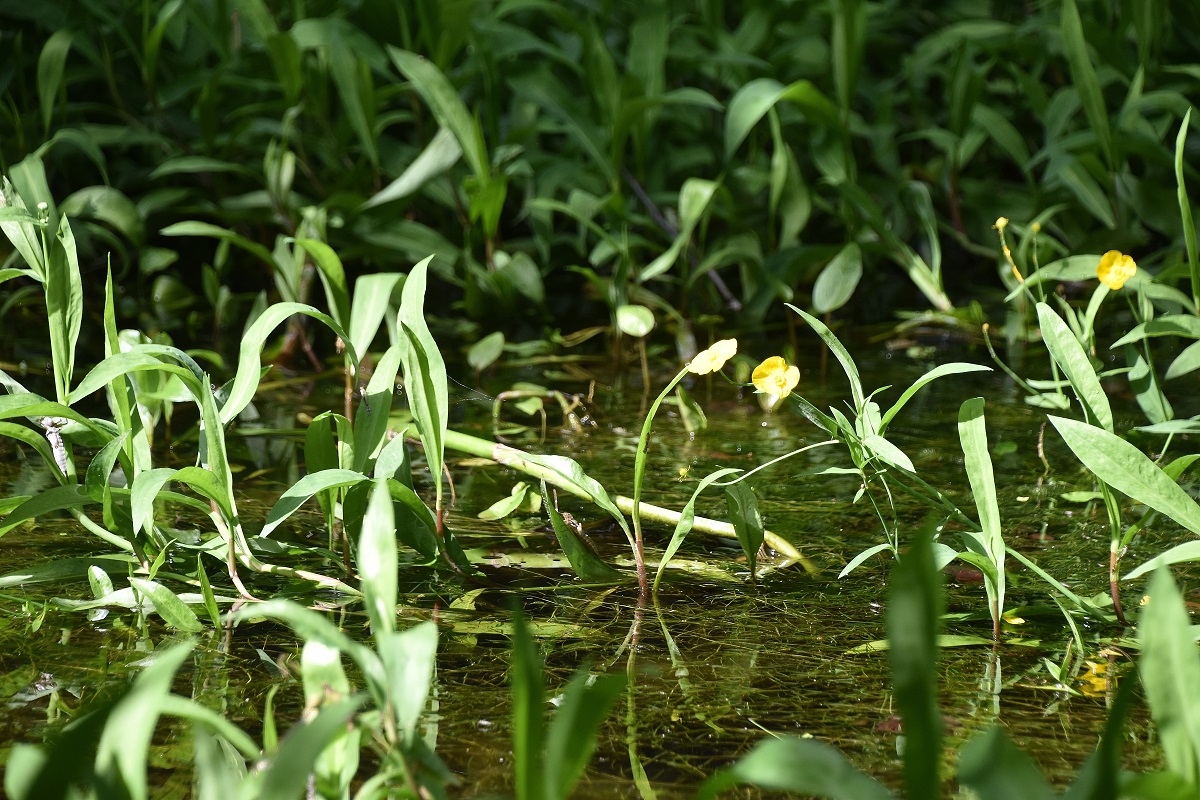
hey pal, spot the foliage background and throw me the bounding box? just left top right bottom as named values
left=1, top=0, right=1198, bottom=348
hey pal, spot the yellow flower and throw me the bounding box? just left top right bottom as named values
left=1097, top=250, right=1137, bottom=291
left=993, top=217, right=1009, bottom=231
left=752, top=356, right=800, bottom=401
left=687, top=339, right=737, bottom=374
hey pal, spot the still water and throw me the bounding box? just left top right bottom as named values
left=0, top=336, right=1179, bottom=796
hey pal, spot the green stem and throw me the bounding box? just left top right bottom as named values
left=630, top=368, right=689, bottom=595
left=441, top=428, right=811, bottom=568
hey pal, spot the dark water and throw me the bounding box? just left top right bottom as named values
left=0, top=337, right=1183, bottom=797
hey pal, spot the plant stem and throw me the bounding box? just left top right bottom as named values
left=441, top=428, right=814, bottom=571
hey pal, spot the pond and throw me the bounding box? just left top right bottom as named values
left=0, top=330, right=1180, bottom=797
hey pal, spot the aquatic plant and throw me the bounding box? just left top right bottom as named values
left=700, top=534, right=1200, bottom=799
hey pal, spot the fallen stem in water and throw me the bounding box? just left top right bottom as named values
left=443, top=428, right=817, bottom=573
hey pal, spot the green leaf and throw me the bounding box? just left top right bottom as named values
left=256, top=696, right=365, bottom=800
left=958, top=726, right=1054, bottom=800
left=615, top=304, right=655, bottom=338
left=1126, top=541, right=1200, bottom=580
left=788, top=304, right=865, bottom=410
left=1177, top=108, right=1199, bottom=310
left=488, top=447, right=632, bottom=541
left=880, top=363, right=990, bottom=432
left=831, top=0, right=865, bottom=112
left=1139, top=568, right=1200, bottom=786
left=654, top=468, right=741, bottom=591
left=467, top=331, right=505, bottom=373
left=1126, top=345, right=1172, bottom=425
left=510, top=610, right=546, bottom=800
left=46, top=215, right=83, bottom=403
left=259, top=469, right=366, bottom=538
left=376, top=621, right=437, bottom=746
left=478, top=483, right=529, bottom=521
left=0, top=178, right=47, bottom=276
left=540, top=481, right=623, bottom=583
left=129, top=578, right=204, bottom=632
left=1062, top=679, right=1133, bottom=800
left=888, top=530, right=943, bottom=799
left=359, top=479, right=398, bottom=637
left=958, top=398, right=1006, bottom=633
left=95, top=641, right=195, bottom=800
left=1050, top=416, right=1200, bottom=537
left=222, top=301, right=357, bottom=425
left=698, top=736, right=892, bottom=800
left=1037, top=303, right=1113, bottom=431
left=69, top=350, right=204, bottom=406
left=1061, top=0, right=1113, bottom=169
left=388, top=47, right=489, bottom=181
left=640, top=179, right=719, bottom=282
left=1111, top=314, right=1200, bottom=348
left=838, top=542, right=894, bottom=579
left=363, top=127, right=463, bottom=209
left=160, top=220, right=275, bottom=267
left=725, top=78, right=839, bottom=159
left=348, top=272, right=404, bottom=356
left=812, top=242, right=863, bottom=314
left=230, top=600, right=386, bottom=699
left=294, top=239, right=350, bottom=331
left=36, top=29, right=73, bottom=135
left=0, top=485, right=93, bottom=538
left=543, top=668, right=624, bottom=800
left=1165, top=340, right=1200, bottom=381
left=397, top=257, right=448, bottom=509
left=971, top=104, right=1030, bottom=171
left=149, top=155, right=255, bottom=179
left=1056, top=157, right=1115, bottom=229
left=863, top=434, right=915, bottom=472
left=725, top=481, right=765, bottom=580
left=352, top=345, right=403, bottom=473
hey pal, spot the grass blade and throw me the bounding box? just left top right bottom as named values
left=46, top=215, right=82, bottom=403
left=397, top=257, right=448, bottom=509
left=654, top=467, right=741, bottom=590
left=256, top=696, right=365, bottom=800
left=221, top=301, right=357, bottom=425
left=788, top=304, right=865, bottom=409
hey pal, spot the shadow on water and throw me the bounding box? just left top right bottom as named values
left=0, top=337, right=1184, bottom=796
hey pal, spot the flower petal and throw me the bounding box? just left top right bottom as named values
left=688, top=338, right=737, bottom=374
left=1097, top=250, right=1137, bottom=291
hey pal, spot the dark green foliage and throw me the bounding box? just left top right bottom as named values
left=2, top=0, right=1195, bottom=343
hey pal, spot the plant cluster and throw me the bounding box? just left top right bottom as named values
left=3, top=0, right=1200, bottom=796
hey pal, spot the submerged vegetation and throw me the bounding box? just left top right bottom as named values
left=2, top=0, right=1200, bottom=797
